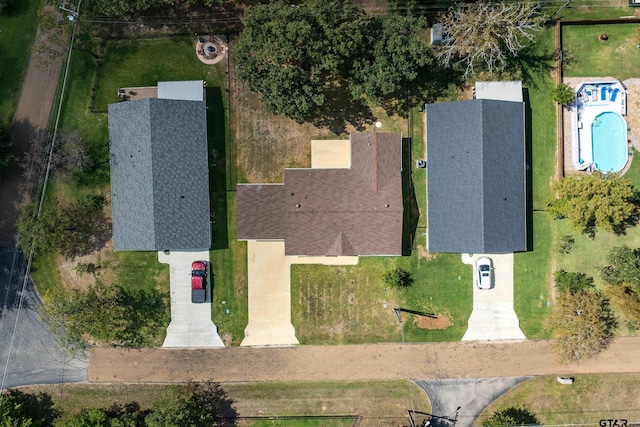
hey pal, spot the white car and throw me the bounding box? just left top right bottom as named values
left=476, top=257, right=494, bottom=290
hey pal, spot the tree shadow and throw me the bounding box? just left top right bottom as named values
left=523, top=87, right=534, bottom=252
left=501, top=44, right=556, bottom=89
left=190, top=380, right=239, bottom=426
left=378, top=60, right=466, bottom=119
left=107, top=401, right=152, bottom=424
left=207, top=87, right=229, bottom=250
left=402, top=137, right=420, bottom=256
left=311, top=83, right=376, bottom=134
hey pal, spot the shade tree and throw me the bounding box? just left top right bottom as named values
left=435, top=1, right=546, bottom=78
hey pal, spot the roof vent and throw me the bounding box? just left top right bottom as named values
left=385, top=204, right=390, bottom=208
left=290, top=192, right=294, bottom=196
left=296, top=204, right=301, bottom=208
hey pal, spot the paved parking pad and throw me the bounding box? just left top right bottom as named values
left=242, top=240, right=358, bottom=347
left=414, top=377, right=532, bottom=427
left=159, top=250, right=224, bottom=348
left=461, top=254, right=526, bottom=341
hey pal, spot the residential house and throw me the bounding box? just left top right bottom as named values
left=236, top=132, right=404, bottom=256
left=108, top=81, right=211, bottom=251
left=425, top=81, right=527, bottom=254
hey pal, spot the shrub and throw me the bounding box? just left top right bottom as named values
left=556, top=234, right=575, bottom=254
left=383, top=266, right=414, bottom=289
left=554, top=269, right=594, bottom=294
left=552, top=83, right=576, bottom=106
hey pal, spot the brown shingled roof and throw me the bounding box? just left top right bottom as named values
left=236, top=132, right=403, bottom=256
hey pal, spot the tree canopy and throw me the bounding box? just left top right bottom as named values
left=0, top=389, right=58, bottom=427
left=349, top=14, right=431, bottom=103
left=550, top=289, right=617, bottom=363
left=435, top=1, right=546, bottom=77
left=236, top=0, right=369, bottom=123
left=602, top=245, right=640, bottom=291
left=236, top=1, right=431, bottom=124
left=548, top=172, right=637, bottom=236
left=41, top=281, right=169, bottom=353
left=16, top=195, right=109, bottom=259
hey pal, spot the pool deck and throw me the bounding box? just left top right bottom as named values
left=563, top=77, right=640, bottom=174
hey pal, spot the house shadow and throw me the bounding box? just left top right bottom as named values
left=523, top=87, right=534, bottom=252
left=206, top=86, right=229, bottom=250
left=402, top=137, right=420, bottom=256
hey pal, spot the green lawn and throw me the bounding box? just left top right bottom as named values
left=511, top=26, right=557, bottom=338
left=563, top=23, right=640, bottom=80
left=0, top=0, right=40, bottom=125
left=559, top=3, right=635, bottom=21
left=476, top=374, right=640, bottom=424
left=210, top=194, right=248, bottom=345
left=94, top=37, right=224, bottom=111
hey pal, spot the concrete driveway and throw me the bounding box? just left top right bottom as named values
left=461, top=254, right=526, bottom=341
left=414, top=377, right=531, bottom=427
left=159, top=250, right=224, bottom=348
left=242, top=240, right=358, bottom=347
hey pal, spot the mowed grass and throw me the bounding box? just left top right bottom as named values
left=476, top=374, right=640, bottom=424
left=563, top=23, right=640, bottom=80
left=512, top=26, right=557, bottom=338
left=0, top=0, right=39, bottom=125
left=94, top=37, right=225, bottom=111
left=210, top=194, right=248, bottom=345
left=23, top=380, right=429, bottom=426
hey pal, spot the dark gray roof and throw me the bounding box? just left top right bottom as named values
left=109, top=98, right=211, bottom=251
left=426, top=99, right=526, bottom=254
left=236, top=133, right=403, bottom=256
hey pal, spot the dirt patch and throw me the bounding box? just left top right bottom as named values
left=417, top=245, right=437, bottom=260
left=221, top=333, right=233, bottom=347
left=415, top=314, right=452, bottom=330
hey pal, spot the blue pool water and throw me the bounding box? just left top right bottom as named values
left=592, top=112, right=627, bottom=173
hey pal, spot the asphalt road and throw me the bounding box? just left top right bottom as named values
left=0, top=241, right=87, bottom=390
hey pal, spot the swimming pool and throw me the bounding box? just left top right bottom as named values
left=591, top=111, right=627, bottom=173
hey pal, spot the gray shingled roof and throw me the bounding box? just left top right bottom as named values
left=109, top=98, right=211, bottom=251
left=426, top=99, right=526, bottom=254
left=236, top=133, right=403, bottom=256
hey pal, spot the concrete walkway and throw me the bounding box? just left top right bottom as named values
left=159, top=250, right=224, bottom=348
left=242, top=240, right=358, bottom=347
left=461, top=254, right=526, bottom=341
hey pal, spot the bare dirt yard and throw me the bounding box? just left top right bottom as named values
left=89, top=337, right=640, bottom=384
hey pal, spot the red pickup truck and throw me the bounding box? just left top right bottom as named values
left=191, top=261, right=207, bottom=303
